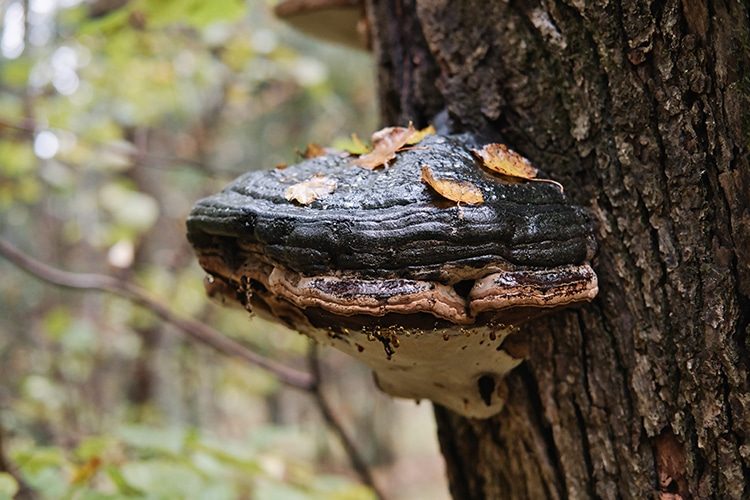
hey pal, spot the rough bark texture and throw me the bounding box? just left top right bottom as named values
left=367, top=0, right=750, bottom=498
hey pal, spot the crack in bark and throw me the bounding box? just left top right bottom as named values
left=571, top=397, right=597, bottom=499
left=519, top=364, right=567, bottom=500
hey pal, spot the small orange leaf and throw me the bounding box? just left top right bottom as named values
left=71, top=456, right=102, bottom=485
left=406, top=124, right=436, bottom=145
left=302, top=143, right=327, bottom=159
left=421, top=165, right=484, bottom=205
left=353, top=123, right=416, bottom=170
left=473, top=143, right=539, bottom=179
left=284, top=175, right=337, bottom=205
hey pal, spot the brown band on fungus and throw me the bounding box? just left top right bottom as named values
left=267, top=267, right=471, bottom=324
left=196, top=249, right=597, bottom=326
left=469, top=264, right=598, bottom=315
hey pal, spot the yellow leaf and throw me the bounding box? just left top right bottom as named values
left=350, top=133, right=369, bottom=154
left=406, top=124, right=436, bottom=145
left=284, top=175, right=337, bottom=205
left=472, top=143, right=538, bottom=179
left=335, top=133, right=371, bottom=155
left=420, top=165, right=484, bottom=205
left=353, top=123, right=416, bottom=170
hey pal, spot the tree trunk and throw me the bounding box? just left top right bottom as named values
left=366, top=1, right=750, bottom=498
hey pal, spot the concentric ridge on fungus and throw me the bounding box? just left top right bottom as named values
left=187, top=134, right=598, bottom=418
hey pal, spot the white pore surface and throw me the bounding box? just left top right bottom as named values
left=301, top=324, right=521, bottom=419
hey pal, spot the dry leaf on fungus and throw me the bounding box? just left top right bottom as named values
left=406, top=124, right=436, bottom=145
left=421, top=165, right=484, bottom=205
left=472, top=143, right=539, bottom=178
left=302, top=143, right=327, bottom=159
left=284, top=175, right=337, bottom=205
left=338, top=133, right=370, bottom=155
left=353, top=123, right=416, bottom=170
left=472, top=143, right=564, bottom=191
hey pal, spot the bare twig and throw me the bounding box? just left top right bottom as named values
left=0, top=239, right=314, bottom=391
left=0, top=239, right=382, bottom=494
left=307, top=343, right=385, bottom=499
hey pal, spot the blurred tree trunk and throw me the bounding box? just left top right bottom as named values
left=366, top=1, right=750, bottom=498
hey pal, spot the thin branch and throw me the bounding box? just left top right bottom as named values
left=0, top=238, right=383, bottom=494
left=0, top=239, right=314, bottom=391
left=307, top=343, right=385, bottom=499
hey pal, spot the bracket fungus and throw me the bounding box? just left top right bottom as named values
left=187, top=133, right=598, bottom=418
left=274, top=0, right=368, bottom=50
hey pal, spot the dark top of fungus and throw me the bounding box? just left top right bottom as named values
left=187, top=134, right=595, bottom=283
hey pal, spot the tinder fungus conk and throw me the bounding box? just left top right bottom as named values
left=274, top=0, right=367, bottom=50
left=187, top=133, right=597, bottom=418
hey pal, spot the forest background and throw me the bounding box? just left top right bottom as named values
left=0, top=0, right=446, bottom=498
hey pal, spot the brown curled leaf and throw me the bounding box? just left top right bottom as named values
left=353, top=123, right=416, bottom=170
left=420, top=165, right=484, bottom=205
left=406, top=124, right=436, bottom=145
left=302, top=143, right=327, bottom=159
left=284, top=175, right=337, bottom=205
left=472, top=143, right=539, bottom=179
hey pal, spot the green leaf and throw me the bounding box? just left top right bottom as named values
left=99, top=183, right=159, bottom=233
left=189, top=442, right=262, bottom=475
left=311, top=475, right=376, bottom=500
left=0, top=473, right=19, bottom=499
left=11, top=448, right=67, bottom=497
left=253, top=480, right=309, bottom=500
left=42, top=307, right=72, bottom=340
left=0, top=141, right=35, bottom=177
left=184, top=0, right=246, bottom=27
left=0, top=58, right=32, bottom=87
left=120, top=459, right=205, bottom=497
left=137, top=0, right=246, bottom=28
left=106, top=465, right=145, bottom=496
left=77, top=7, right=131, bottom=35
left=75, top=435, right=118, bottom=461
left=117, top=425, right=186, bottom=455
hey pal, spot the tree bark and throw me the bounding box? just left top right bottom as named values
left=366, top=0, right=750, bottom=498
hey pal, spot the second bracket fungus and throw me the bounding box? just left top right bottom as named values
left=187, top=132, right=598, bottom=418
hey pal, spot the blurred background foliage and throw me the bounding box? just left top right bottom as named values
left=0, top=0, right=447, bottom=498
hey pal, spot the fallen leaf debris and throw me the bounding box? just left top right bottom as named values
left=353, top=123, right=416, bottom=170
left=472, top=143, right=563, bottom=192
left=420, top=165, right=484, bottom=205
left=302, top=143, right=326, bottom=159
left=284, top=175, right=337, bottom=205
left=472, top=143, right=539, bottom=179
left=406, top=124, right=436, bottom=145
